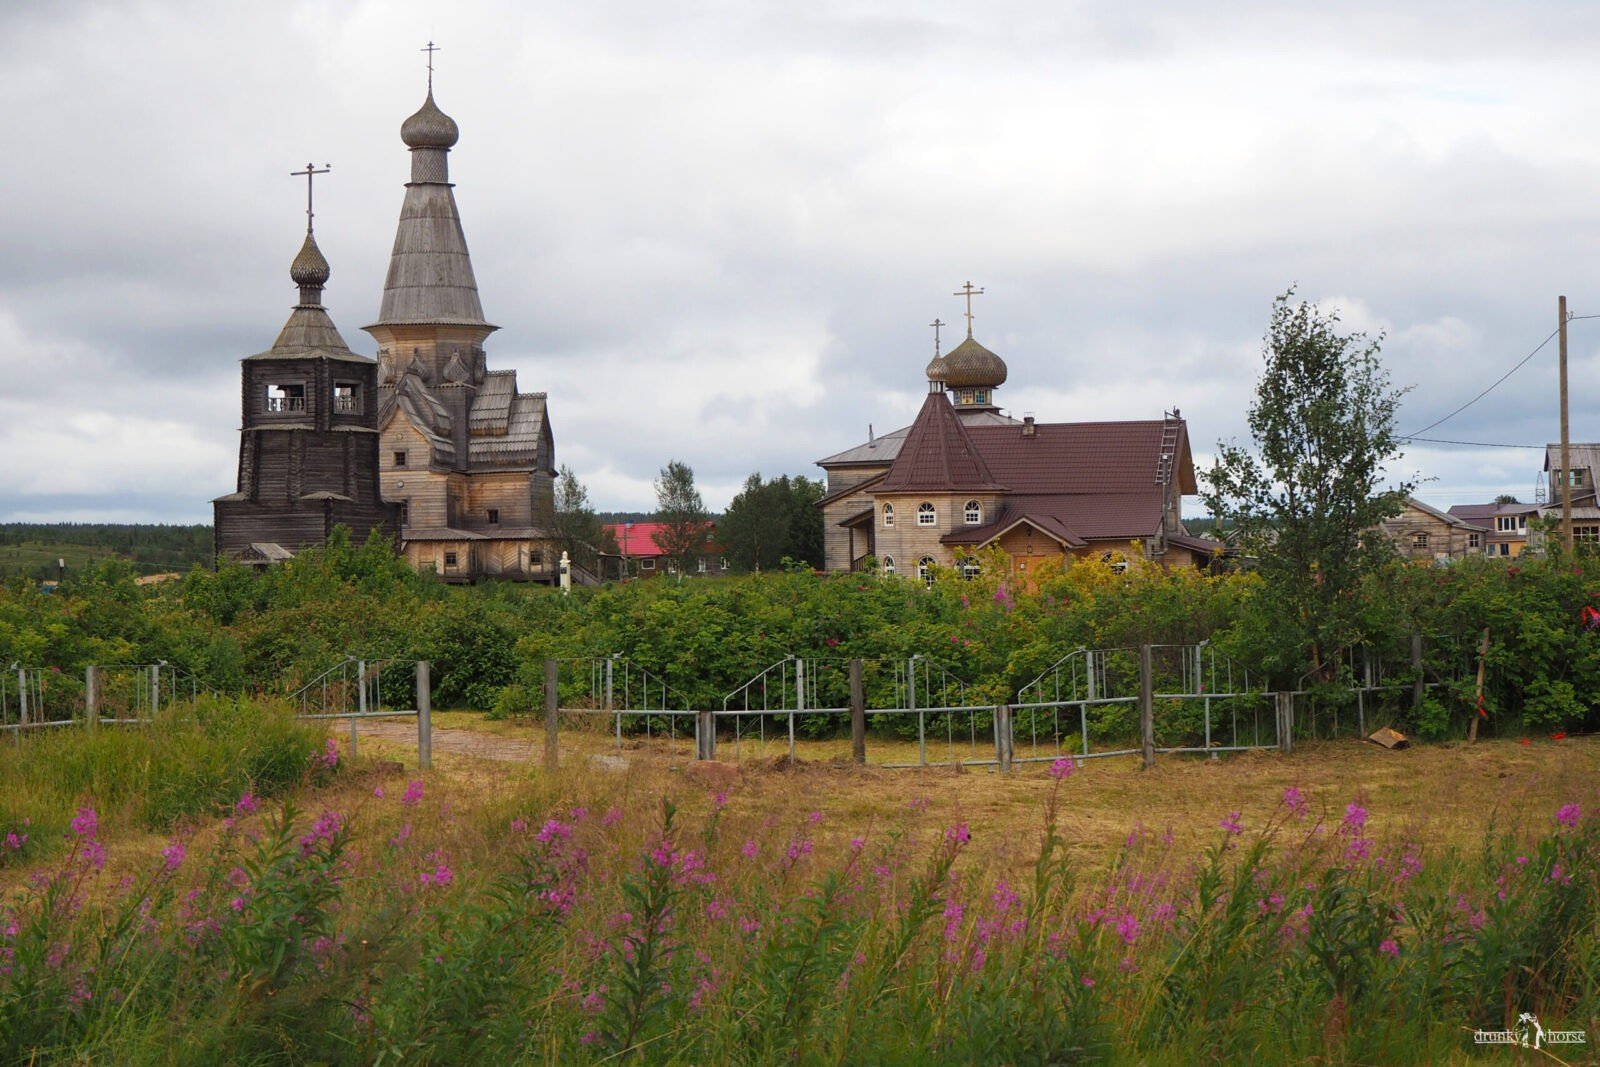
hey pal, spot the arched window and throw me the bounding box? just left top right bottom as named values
left=917, top=502, right=936, bottom=526
left=918, top=556, right=937, bottom=585
left=882, top=503, right=895, bottom=528
left=881, top=555, right=896, bottom=575
left=960, top=557, right=980, bottom=580
left=964, top=499, right=982, bottom=525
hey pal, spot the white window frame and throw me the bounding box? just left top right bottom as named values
left=641, top=558, right=656, bottom=571
left=918, top=556, right=936, bottom=583
left=964, top=499, right=982, bottom=525
left=883, top=503, right=895, bottom=528
left=881, top=555, right=895, bottom=575
left=1412, top=532, right=1429, bottom=550
left=917, top=502, right=936, bottom=526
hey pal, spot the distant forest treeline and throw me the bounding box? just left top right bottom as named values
left=0, top=523, right=213, bottom=578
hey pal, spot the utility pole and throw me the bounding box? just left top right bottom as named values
left=1560, top=295, right=1572, bottom=553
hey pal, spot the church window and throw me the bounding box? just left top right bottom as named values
left=1577, top=526, right=1600, bottom=543
left=1411, top=532, right=1429, bottom=550
left=975, top=390, right=988, bottom=405
left=918, top=502, right=936, bottom=526
left=883, top=503, right=894, bottom=528
left=958, top=389, right=974, bottom=405
left=394, top=451, right=408, bottom=468
left=881, top=555, right=896, bottom=575
left=531, top=551, right=543, bottom=566
left=487, top=509, right=500, bottom=525
left=264, top=382, right=306, bottom=414
left=333, top=382, right=361, bottom=414
left=918, top=556, right=937, bottom=585
left=964, top=500, right=982, bottom=525
left=444, top=551, right=459, bottom=567
left=960, top=557, right=980, bottom=580
left=398, top=501, right=410, bottom=527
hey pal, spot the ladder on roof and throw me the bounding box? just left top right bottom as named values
left=1155, top=412, right=1181, bottom=487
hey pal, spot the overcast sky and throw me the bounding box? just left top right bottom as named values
left=4, top=0, right=1600, bottom=522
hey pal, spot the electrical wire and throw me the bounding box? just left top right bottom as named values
left=1401, top=326, right=1559, bottom=438
left=1400, top=436, right=1545, bottom=449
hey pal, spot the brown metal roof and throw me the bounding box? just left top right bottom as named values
left=879, top=392, right=1008, bottom=493
left=964, top=419, right=1196, bottom=495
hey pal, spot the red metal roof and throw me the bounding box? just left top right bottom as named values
left=604, top=522, right=670, bottom=558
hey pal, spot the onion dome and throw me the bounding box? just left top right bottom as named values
left=925, top=352, right=949, bottom=382
left=289, top=232, right=330, bottom=290
left=941, top=335, right=1008, bottom=389
left=401, top=92, right=460, bottom=149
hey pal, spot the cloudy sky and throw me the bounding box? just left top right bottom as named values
left=4, top=0, right=1600, bottom=522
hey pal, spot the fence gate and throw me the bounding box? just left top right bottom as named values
left=1014, top=647, right=1143, bottom=764
left=1, top=667, right=75, bottom=736
left=290, top=658, right=430, bottom=766
left=550, top=656, right=694, bottom=760
left=878, top=656, right=996, bottom=769
left=1148, top=643, right=1273, bottom=755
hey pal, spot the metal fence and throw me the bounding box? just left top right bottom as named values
left=290, top=658, right=433, bottom=767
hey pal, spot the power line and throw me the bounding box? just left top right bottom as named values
left=1400, top=435, right=1545, bottom=449
left=1401, top=326, right=1559, bottom=438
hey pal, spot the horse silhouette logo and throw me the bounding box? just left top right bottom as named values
left=1513, top=1012, right=1545, bottom=1049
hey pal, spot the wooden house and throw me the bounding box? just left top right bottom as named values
left=1447, top=501, right=1539, bottom=558
left=1378, top=497, right=1488, bottom=562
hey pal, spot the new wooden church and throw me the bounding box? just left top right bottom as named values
left=816, top=297, right=1220, bottom=578
left=215, top=71, right=559, bottom=580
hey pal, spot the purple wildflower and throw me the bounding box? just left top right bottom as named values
left=1049, top=757, right=1075, bottom=780
left=161, top=840, right=186, bottom=871
left=1379, top=939, right=1399, bottom=957
left=401, top=780, right=424, bottom=808
left=235, top=792, right=260, bottom=816
left=70, top=807, right=98, bottom=839
left=1556, top=803, right=1582, bottom=828
left=1220, top=812, right=1243, bottom=835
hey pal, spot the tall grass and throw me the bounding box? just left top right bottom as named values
left=0, top=752, right=1593, bottom=1064
left=0, top=696, right=328, bottom=870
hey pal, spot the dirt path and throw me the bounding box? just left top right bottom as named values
left=356, top=719, right=533, bottom=762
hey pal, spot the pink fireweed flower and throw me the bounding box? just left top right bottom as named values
left=4, top=831, right=26, bottom=851
left=372, top=786, right=385, bottom=798
left=712, top=792, right=728, bottom=809
left=1556, top=803, right=1582, bottom=828
left=1379, top=939, right=1399, bottom=957
left=420, top=863, right=455, bottom=887
left=1342, top=803, right=1368, bottom=832
left=1048, top=757, right=1075, bottom=779
left=161, top=840, right=186, bottom=871
left=850, top=837, right=866, bottom=852
left=1281, top=786, right=1306, bottom=815
left=1549, top=864, right=1573, bottom=886
left=601, top=807, right=622, bottom=827
left=510, top=818, right=528, bottom=833
left=401, top=780, right=424, bottom=808
left=807, top=811, right=823, bottom=825
left=1115, top=913, right=1141, bottom=945
left=235, top=792, right=260, bottom=816
left=1220, top=812, right=1243, bottom=835
left=537, top=819, right=572, bottom=845
left=1081, top=974, right=1095, bottom=988
left=740, top=839, right=759, bottom=859
left=908, top=797, right=931, bottom=813
left=991, top=881, right=1020, bottom=914
left=319, top=737, right=340, bottom=770
left=942, top=899, right=965, bottom=942
left=944, top=823, right=971, bottom=846
left=70, top=807, right=98, bottom=840
left=299, top=811, right=343, bottom=855
left=785, top=839, right=813, bottom=862
left=390, top=823, right=412, bottom=848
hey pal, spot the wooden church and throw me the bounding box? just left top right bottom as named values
left=212, top=182, right=399, bottom=564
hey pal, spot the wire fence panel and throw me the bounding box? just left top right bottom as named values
left=1013, top=647, right=1143, bottom=763
left=552, top=656, right=696, bottom=761
left=1148, top=643, right=1274, bottom=754
left=1, top=667, right=79, bottom=734
left=876, top=657, right=996, bottom=769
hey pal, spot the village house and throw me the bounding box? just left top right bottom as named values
left=1447, top=500, right=1540, bottom=558
left=815, top=297, right=1219, bottom=578
left=601, top=522, right=731, bottom=579
left=1379, top=498, right=1489, bottom=563
left=1539, top=443, right=1600, bottom=546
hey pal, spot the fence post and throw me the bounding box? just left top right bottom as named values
left=911, top=656, right=925, bottom=767
left=149, top=664, right=160, bottom=718
left=17, top=667, right=27, bottom=728
left=697, top=709, right=715, bottom=760
left=353, top=660, right=366, bottom=760
left=84, top=665, right=97, bottom=730
left=790, top=658, right=802, bottom=761
left=416, top=661, right=432, bottom=770
left=544, top=658, right=559, bottom=772
left=1410, top=633, right=1424, bottom=710
left=1139, top=644, right=1155, bottom=770
left=607, top=654, right=620, bottom=752
left=849, top=658, right=866, bottom=764
left=1276, top=691, right=1294, bottom=753
left=995, top=704, right=1014, bottom=772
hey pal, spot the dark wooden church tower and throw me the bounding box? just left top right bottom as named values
left=213, top=189, right=399, bottom=563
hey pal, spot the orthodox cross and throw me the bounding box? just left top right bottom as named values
left=290, top=163, right=331, bottom=234
left=422, top=40, right=440, bottom=92
left=954, top=280, right=984, bottom=337
left=930, top=318, right=945, bottom=358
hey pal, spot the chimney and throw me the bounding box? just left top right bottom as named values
left=1022, top=413, right=1036, bottom=437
